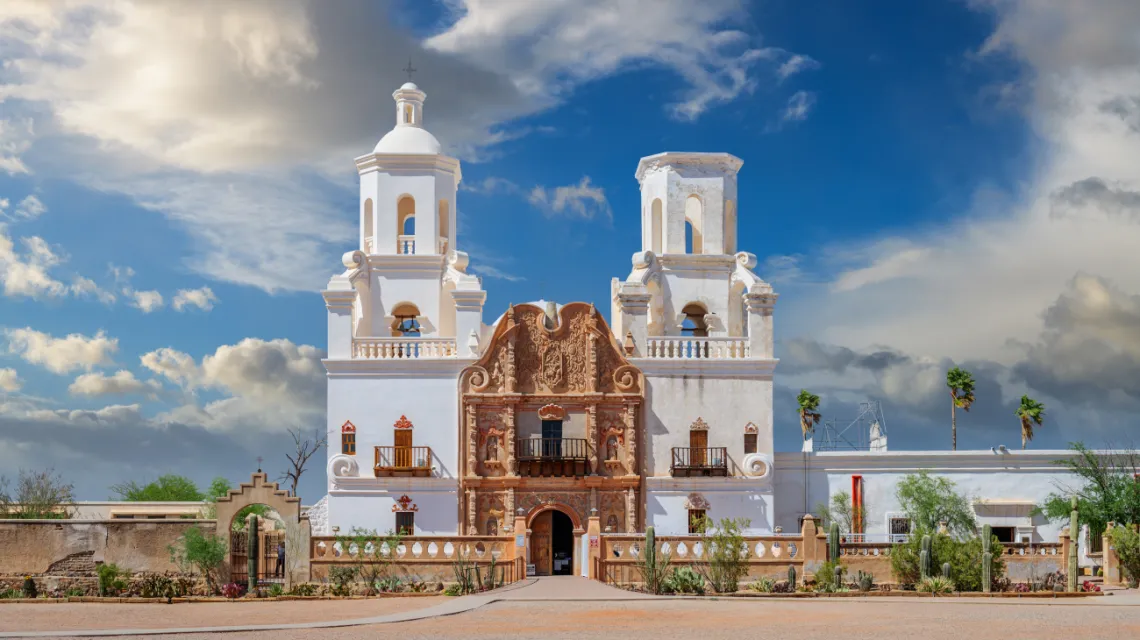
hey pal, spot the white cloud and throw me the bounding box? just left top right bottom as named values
left=172, top=287, right=218, bottom=312
left=426, top=0, right=801, bottom=121
left=128, top=289, right=164, bottom=313
left=142, top=338, right=324, bottom=432
left=780, top=91, right=817, bottom=124
left=70, top=276, right=117, bottom=305
left=23, top=404, right=146, bottom=428
left=68, top=370, right=163, bottom=399
left=1, top=1, right=815, bottom=293
left=777, top=54, right=820, bottom=81
left=12, top=195, right=45, bottom=220
left=0, top=225, right=68, bottom=299
left=4, top=327, right=118, bottom=375
left=527, top=176, right=612, bottom=220
left=0, top=368, right=20, bottom=392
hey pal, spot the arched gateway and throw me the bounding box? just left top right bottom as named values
left=460, top=302, right=644, bottom=577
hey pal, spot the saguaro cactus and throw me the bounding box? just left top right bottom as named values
left=788, top=564, right=797, bottom=587
left=247, top=513, right=259, bottom=593
left=982, top=523, right=993, bottom=593
left=942, top=562, right=951, bottom=580
left=919, top=534, right=932, bottom=580
left=829, top=522, right=840, bottom=562
left=1068, top=497, right=1079, bottom=593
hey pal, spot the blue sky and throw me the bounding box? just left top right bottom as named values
left=2, top=0, right=1140, bottom=502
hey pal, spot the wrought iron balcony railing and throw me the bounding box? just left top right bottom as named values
left=670, top=447, right=729, bottom=477
left=515, top=438, right=589, bottom=478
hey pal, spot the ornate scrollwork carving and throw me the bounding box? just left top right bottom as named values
left=328, top=454, right=359, bottom=479
left=465, top=366, right=490, bottom=392
left=613, top=365, right=639, bottom=392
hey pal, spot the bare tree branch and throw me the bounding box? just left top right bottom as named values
left=278, top=428, right=327, bottom=497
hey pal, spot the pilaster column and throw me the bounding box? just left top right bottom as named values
left=505, top=405, right=517, bottom=476
left=745, top=289, right=778, bottom=359
left=624, top=404, right=637, bottom=475
left=466, top=489, right=477, bottom=535
left=505, top=488, right=515, bottom=525
left=465, top=404, right=478, bottom=476
left=587, top=405, right=599, bottom=475
left=625, top=487, right=636, bottom=533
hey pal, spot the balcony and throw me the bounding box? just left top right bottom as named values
left=645, top=337, right=750, bottom=359
left=374, top=446, right=433, bottom=478
left=670, top=447, right=728, bottom=477
left=516, top=438, right=589, bottom=478
left=398, top=235, right=416, bottom=254
left=352, top=338, right=457, bottom=359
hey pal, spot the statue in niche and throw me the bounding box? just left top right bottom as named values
left=606, top=436, right=619, bottom=461
left=487, top=517, right=498, bottom=535
left=605, top=514, right=619, bottom=533
left=486, top=435, right=500, bottom=461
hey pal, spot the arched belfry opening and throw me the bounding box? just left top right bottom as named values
left=391, top=303, right=421, bottom=337
left=680, top=303, right=709, bottom=337
left=397, top=196, right=416, bottom=254
left=684, top=195, right=703, bottom=254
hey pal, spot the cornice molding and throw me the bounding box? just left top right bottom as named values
left=645, top=476, right=775, bottom=492
left=635, top=151, right=744, bottom=182
left=323, top=358, right=476, bottom=377
left=773, top=450, right=1087, bottom=473
left=355, top=152, right=461, bottom=180
left=630, top=358, right=778, bottom=377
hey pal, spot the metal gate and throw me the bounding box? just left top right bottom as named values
left=230, top=530, right=286, bottom=584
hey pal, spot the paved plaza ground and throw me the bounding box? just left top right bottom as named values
left=1, top=578, right=1137, bottom=639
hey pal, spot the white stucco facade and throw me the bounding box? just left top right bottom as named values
left=317, top=82, right=1086, bottom=544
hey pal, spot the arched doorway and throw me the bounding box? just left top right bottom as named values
left=529, top=507, right=576, bottom=576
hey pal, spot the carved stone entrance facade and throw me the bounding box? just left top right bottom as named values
left=459, top=302, right=644, bottom=573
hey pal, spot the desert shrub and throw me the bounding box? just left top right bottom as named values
left=692, top=516, right=750, bottom=593
left=288, top=583, right=318, bottom=597
left=664, top=567, right=705, bottom=595
left=375, top=575, right=401, bottom=593
left=1043, top=569, right=1066, bottom=591
left=64, top=587, right=85, bottom=598
left=1109, top=525, right=1140, bottom=588
left=891, top=530, right=1003, bottom=591
left=749, top=576, right=776, bottom=593
left=813, top=559, right=846, bottom=591
left=267, top=583, right=284, bottom=597
left=335, top=528, right=404, bottom=595
left=221, top=582, right=245, bottom=599
left=917, top=576, right=954, bottom=594
left=443, top=583, right=463, bottom=596
left=772, top=580, right=795, bottom=593
left=22, top=576, right=36, bottom=598
left=327, top=565, right=358, bottom=596
left=168, top=525, right=226, bottom=595
left=139, top=573, right=174, bottom=598
left=854, top=570, right=874, bottom=592
left=97, top=563, right=130, bottom=597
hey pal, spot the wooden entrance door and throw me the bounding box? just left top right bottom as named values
left=690, top=429, right=708, bottom=466
left=394, top=429, right=412, bottom=468
left=530, top=511, right=552, bottom=576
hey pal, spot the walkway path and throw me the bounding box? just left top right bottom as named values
left=1, top=579, right=1135, bottom=639
left=0, top=577, right=643, bottom=638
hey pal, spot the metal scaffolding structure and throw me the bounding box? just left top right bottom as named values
left=816, top=400, right=888, bottom=452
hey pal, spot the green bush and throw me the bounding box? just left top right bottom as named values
left=267, top=583, right=284, bottom=597
left=891, top=529, right=1004, bottom=591
left=664, top=567, right=705, bottom=595
left=139, top=573, right=174, bottom=598
left=167, top=525, right=227, bottom=595
left=692, top=516, right=750, bottom=593
left=1109, top=525, right=1140, bottom=588
left=97, top=563, right=130, bottom=597
left=443, top=583, right=462, bottom=596
left=328, top=565, right=359, bottom=596
left=287, top=583, right=318, bottom=596
left=813, top=559, right=845, bottom=591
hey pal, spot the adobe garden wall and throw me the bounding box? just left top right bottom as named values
left=0, top=519, right=213, bottom=576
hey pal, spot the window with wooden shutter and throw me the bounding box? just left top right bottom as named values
left=342, top=432, right=356, bottom=455
left=743, top=433, right=757, bottom=454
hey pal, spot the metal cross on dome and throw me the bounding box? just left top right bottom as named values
left=403, top=58, right=417, bottom=81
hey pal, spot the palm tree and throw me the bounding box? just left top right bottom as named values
left=1016, top=395, right=1045, bottom=450
left=946, top=367, right=975, bottom=451
left=797, top=389, right=821, bottom=440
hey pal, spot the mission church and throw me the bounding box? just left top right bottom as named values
left=316, top=81, right=1090, bottom=577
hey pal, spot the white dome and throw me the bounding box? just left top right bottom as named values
left=400, top=82, right=419, bottom=91
left=373, top=126, right=442, bottom=155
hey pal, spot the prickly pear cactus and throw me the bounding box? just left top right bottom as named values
left=247, top=513, right=259, bottom=592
